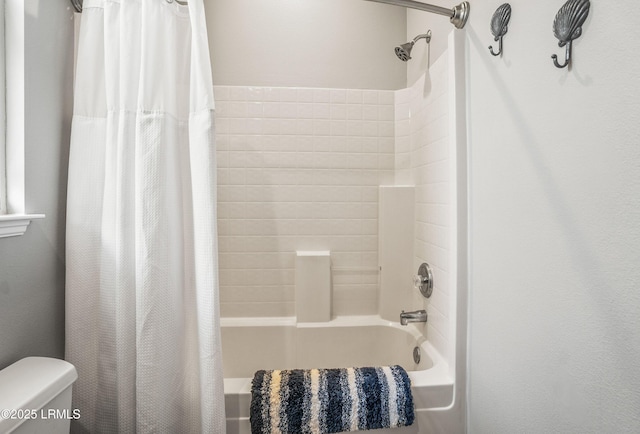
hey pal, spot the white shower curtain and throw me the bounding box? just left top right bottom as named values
left=65, top=0, right=225, bottom=432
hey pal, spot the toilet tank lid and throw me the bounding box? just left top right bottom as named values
left=0, top=357, right=77, bottom=415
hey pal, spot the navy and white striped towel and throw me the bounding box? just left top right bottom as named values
left=250, top=366, right=414, bottom=434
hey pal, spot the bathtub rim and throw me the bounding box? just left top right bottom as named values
left=221, top=315, right=454, bottom=413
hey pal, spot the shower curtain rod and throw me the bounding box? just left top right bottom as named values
left=364, top=0, right=469, bottom=29
left=70, top=0, right=469, bottom=29
left=70, top=0, right=188, bottom=13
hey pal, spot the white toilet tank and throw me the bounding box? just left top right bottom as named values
left=0, top=357, right=78, bottom=434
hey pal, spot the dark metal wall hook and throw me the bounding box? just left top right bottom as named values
left=551, top=0, right=590, bottom=69
left=488, top=3, right=511, bottom=57
left=489, top=36, right=503, bottom=56
left=551, top=40, right=572, bottom=68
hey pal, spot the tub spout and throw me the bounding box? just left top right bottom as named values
left=400, top=310, right=427, bottom=326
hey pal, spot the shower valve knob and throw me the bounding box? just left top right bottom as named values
left=413, top=263, right=434, bottom=298
left=413, top=274, right=427, bottom=287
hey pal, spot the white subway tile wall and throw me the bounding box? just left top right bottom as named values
left=395, top=53, right=451, bottom=358
left=215, top=86, right=396, bottom=317
left=215, top=51, right=452, bottom=361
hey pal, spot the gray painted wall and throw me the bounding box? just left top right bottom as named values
left=406, top=4, right=453, bottom=86
left=0, top=0, right=74, bottom=369
left=205, top=0, right=407, bottom=90
left=466, top=0, right=640, bottom=432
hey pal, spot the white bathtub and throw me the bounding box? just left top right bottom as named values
left=221, top=316, right=454, bottom=433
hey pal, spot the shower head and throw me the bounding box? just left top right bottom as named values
left=394, top=30, right=432, bottom=62
left=394, top=43, right=414, bottom=62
